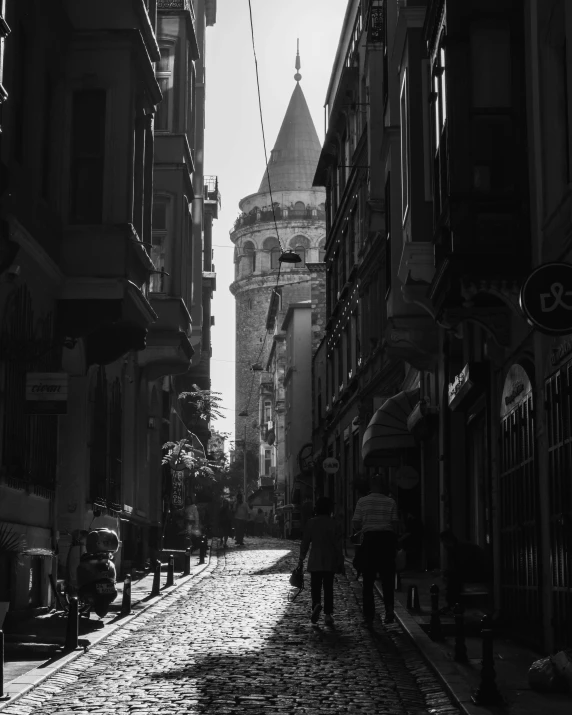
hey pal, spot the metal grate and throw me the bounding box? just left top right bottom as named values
left=546, top=366, right=572, bottom=650
left=499, top=390, right=542, bottom=648
left=1, top=284, right=59, bottom=489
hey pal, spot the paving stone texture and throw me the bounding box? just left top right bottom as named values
left=1, top=539, right=461, bottom=715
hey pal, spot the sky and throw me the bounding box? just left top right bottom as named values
left=204, top=0, right=348, bottom=446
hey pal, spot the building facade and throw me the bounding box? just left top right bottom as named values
left=0, top=0, right=217, bottom=612
left=316, top=0, right=572, bottom=654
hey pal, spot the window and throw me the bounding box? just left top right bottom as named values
left=70, top=90, right=106, bottom=224
left=264, top=400, right=272, bottom=422
left=294, top=201, right=305, bottom=212
left=156, top=46, right=174, bottom=131
left=319, top=243, right=326, bottom=262
left=400, top=70, right=410, bottom=220
left=243, top=241, right=256, bottom=275
left=433, top=46, right=447, bottom=150
left=385, top=172, right=392, bottom=298
left=150, top=199, right=169, bottom=292
left=295, top=245, right=306, bottom=267
left=42, top=74, right=54, bottom=198
left=431, top=38, right=449, bottom=221
left=264, top=449, right=272, bottom=475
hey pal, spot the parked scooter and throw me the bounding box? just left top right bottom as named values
left=64, top=527, right=119, bottom=617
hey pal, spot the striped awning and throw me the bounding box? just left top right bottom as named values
left=362, top=389, right=420, bottom=465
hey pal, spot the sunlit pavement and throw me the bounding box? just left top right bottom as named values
left=2, top=538, right=460, bottom=715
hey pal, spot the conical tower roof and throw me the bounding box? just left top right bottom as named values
left=257, top=64, right=322, bottom=194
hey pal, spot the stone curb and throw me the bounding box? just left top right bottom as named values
left=344, top=556, right=495, bottom=715
left=0, top=549, right=217, bottom=712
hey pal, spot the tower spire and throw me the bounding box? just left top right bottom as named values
left=294, top=38, right=301, bottom=82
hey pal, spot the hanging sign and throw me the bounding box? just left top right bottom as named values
left=25, top=373, right=68, bottom=415
left=520, top=263, right=572, bottom=335
left=500, top=364, right=532, bottom=418
left=171, top=470, right=184, bottom=508
left=322, top=457, right=340, bottom=474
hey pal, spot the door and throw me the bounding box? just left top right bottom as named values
left=545, top=365, right=572, bottom=650
left=499, top=388, right=542, bottom=647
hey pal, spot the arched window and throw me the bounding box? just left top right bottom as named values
left=294, top=201, right=305, bottom=212
left=243, top=241, right=255, bottom=275
left=290, top=235, right=309, bottom=267
left=264, top=236, right=281, bottom=270
left=318, top=239, right=326, bottom=263
left=295, top=245, right=306, bottom=267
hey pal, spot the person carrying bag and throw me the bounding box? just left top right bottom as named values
left=297, top=497, right=344, bottom=627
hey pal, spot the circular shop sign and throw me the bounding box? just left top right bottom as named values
left=520, top=263, right=572, bottom=335
left=322, top=457, right=340, bottom=474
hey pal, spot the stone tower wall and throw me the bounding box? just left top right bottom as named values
left=231, top=188, right=326, bottom=447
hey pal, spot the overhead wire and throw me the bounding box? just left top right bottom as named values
left=234, top=0, right=291, bottom=420
left=246, top=0, right=284, bottom=252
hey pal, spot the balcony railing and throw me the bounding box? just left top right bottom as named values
left=204, top=175, right=221, bottom=208
left=232, top=208, right=326, bottom=232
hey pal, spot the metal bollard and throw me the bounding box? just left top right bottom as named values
left=472, top=614, right=504, bottom=706
left=65, top=596, right=79, bottom=651
left=429, top=584, right=444, bottom=641
left=166, top=554, right=175, bottom=587
left=1, top=629, right=10, bottom=701
left=151, top=561, right=161, bottom=597
left=453, top=603, right=468, bottom=663
left=184, top=548, right=191, bottom=576
left=407, top=584, right=420, bottom=611
left=121, top=575, right=132, bottom=615
left=199, top=536, right=208, bottom=565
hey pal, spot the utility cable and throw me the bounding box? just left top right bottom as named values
left=246, top=0, right=283, bottom=251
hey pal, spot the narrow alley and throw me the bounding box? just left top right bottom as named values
left=1, top=540, right=459, bottom=715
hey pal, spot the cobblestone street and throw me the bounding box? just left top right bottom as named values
left=2, top=539, right=460, bottom=715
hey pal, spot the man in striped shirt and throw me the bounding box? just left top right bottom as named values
left=352, top=471, right=400, bottom=626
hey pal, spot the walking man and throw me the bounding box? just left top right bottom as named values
left=352, top=471, right=400, bottom=626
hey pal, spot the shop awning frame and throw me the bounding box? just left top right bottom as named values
left=362, top=388, right=420, bottom=466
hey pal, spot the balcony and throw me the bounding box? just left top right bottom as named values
left=231, top=208, right=326, bottom=235
left=204, top=176, right=221, bottom=208
left=202, top=271, right=217, bottom=293
left=56, top=223, right=156, bottom=365
left=157, top=0, right=199, bottom=59
left=154, top=134, right=195, bottom=196
left=137, top=294, right=193, bottom=380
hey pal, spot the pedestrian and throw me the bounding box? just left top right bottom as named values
left=300, top=490, right=314, bottom=533
left=218, top=499, right=233, bottom=547
left=439, top=529, right=490, bottom=612
left=184, top=496, right=201, bottom=553
left=254, top=508, right=266, bottom=536
left=298, top=496, right=344, bottom=627
left=352, top=471, right=400, bottom=626
left=234, top=493, right=250, bottom=546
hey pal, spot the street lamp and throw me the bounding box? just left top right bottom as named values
left=238, top=410, right=248, bottom=497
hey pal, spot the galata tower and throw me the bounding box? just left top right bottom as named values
left=229, top=51, right=326, bottom=456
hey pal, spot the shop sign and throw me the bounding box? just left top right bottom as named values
left=25, top=373, right=68, bottom=415
left=500, top=364, right=532, bottom=418
left=548, top=336, right=572, bottom=370
left=520, top=263, right=572, bottom=335
left=171, top=470, right=184, bottom=508
left=448, top=364, right=472, bottom=410
left=322, top=457, right=340, bottom=474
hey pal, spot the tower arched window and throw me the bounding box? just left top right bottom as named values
left=318, top=239, right=326, bottom=263
left=243, top=241, right=255, bottom=275
left=271, top=247, right=280, bottom=269
left=294, top=201, right=305, bottom=213
left=295, top=245, right=306, bottom=267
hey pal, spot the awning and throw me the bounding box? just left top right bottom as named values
left=362, top=389, right=420, bottom=466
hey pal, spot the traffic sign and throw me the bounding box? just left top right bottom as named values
left=520, top=263, right=572, bottom=335
left=322, top=457, right=339, bottom=474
